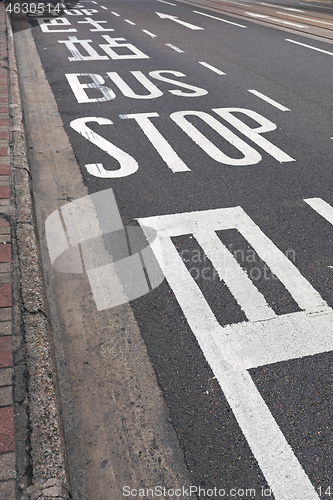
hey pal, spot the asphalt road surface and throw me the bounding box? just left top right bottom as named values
left=11, top=0, right=333, bottom=498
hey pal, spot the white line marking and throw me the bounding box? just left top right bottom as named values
left=195, top=230, right=277, bottom=322
left=281, top=7, right=304, bottom=11
left=142, top=29, right=157, bottom=37
left=223, top=311, right=333, bottom=369
left=248, top=89, right=290, bottom=111
left=305, top=198, right=333, bottom=226
left=111, top=11, right=120, bottom=16
left=165, top=43, right=184, bottom=52
left=124, top=19, right=136, bottom=25
left=277, top=11, right=333, bottom=24
left=120, top=113, right=190, bottom=172
left=246, top=12, right=306, bottom=27
left=157, top=0, right=176, bottom=5
left=198, top=61, right=225, bottom=74
left=286, top=38, right=333, bottom=56
left=299, top=2, right=333, bottom=8
left=225, top=0, right=253, bottom=6
left=139, top=206, right=326, bottom=500
left=260, top=1, right=303, bottom=8
left=101, top=5, right=107, bottom=9
left=156, top=12, right=204, bottom=29
left=91, top=0, right=97, bottom=3
left=194, top=10, right=247, bottom=28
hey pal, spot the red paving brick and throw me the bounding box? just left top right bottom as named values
left=0, top=165, right=9, bottom=175
left=0, top=283, right=11, bottom=308
left=0, top=186, right=9, bottom=198
left=0, top=336, right=12, bottom=368
left=0, top=147, right=8, bottom=156
left=0, top=131, right=9, bottom=139
left=0, top=244, right=10, bottom=262
left=0, top=406, right=15, bottom=453
left=0, top=218, right=8, bottom=227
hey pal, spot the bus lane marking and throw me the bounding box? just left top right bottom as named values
left=138, top=205, right=331, bottom=500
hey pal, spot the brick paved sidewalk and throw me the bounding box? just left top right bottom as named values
left=0, top=2, right=16, bottom=498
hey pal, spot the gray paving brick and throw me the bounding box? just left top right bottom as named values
left=0, top=385, right=13, bottom=406
left=0, top=367, right=12, bottom=387
left=0, top=479, right=15, bottom=499
left=0, top=452, right=16, bottom=481
left=0, top=321, right=10, bottom=335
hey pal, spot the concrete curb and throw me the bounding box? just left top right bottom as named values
left=6, top=9, right=71, bottom=500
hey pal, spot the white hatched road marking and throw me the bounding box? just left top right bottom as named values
left=248, top=89, right=290, bottom=111
left=305, top=197, right=333, bottom=225
left=138, top=202, right=333, bottom=500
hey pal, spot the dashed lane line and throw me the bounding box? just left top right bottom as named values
left=286, top=38, right=333, bottom=55
left=277, top=11, right=333, bottom=25
left=142, top=30, right=157, bottom=37
left=194, top=10, right=247, bottom=28
left=157, top=0, right=177, bottom=4
left=248, top=90, right=290, bottom=111
left=198, top=61, right=226, bottom=74
left=165, top=43, right=184, bottom=52
left=245, top=12, right=306, bottom=27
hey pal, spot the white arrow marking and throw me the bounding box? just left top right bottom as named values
left=156, top=12, right=204, bottom=30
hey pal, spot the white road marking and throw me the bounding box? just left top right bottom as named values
left=259, top=1, right=303, bottom=9
left=156, top=12, right=204, bottom=29
left=248, top=89, right=290, bottom=111
left=225, top=0, right=253, bottom=6
left=139, top=206, right=326, bottom=500
left=120, top=113, right=190, bottom=172
left=142, top=29, right=157, bottom=37
left=277, top=11, right=333, bottom=25
left=125, top=19, right=136, bottom=25
left=280, top=7, right=304, bottom=11
left=198, top=61, right=225, bottom=75
left=305, top=198, right=333, bottom=270
left=195, top=230, right=277, bottom=322
left=157, top=0, right=176, bottom=5
left=101, top=5, right=107, bottom=9
left=111, top=11, right=120, bottom=16
left=91, top=0, right=97, bottom=3
left=286, top=38, right=333, bottom=56
left=71, top=117, right=139, bottom=177
left=304, top=198, right=333, bottom=226
left=165, top=43, right=184, bottom=52
left=246, top=12, right=306, bottom=27
left=194, top=10, right=247, bottom=28
left=299, top=2, right=333, bottom=8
